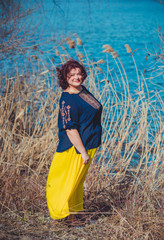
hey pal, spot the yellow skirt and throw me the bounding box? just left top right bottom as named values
left=46, top=145, right=97, bottom=219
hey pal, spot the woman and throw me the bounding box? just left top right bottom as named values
left=46, top=59, right=103, bottom=222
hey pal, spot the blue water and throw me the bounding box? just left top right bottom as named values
left=1, top=0, right=164, bottom=96
left=1, top=0, right=163, bottom=167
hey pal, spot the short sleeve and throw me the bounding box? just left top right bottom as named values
left=59, top=96, right=80, bottom=130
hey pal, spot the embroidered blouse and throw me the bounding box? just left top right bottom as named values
left=56, top=85, right=103, bottom=154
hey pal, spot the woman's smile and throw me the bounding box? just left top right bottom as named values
left=67, top=68, right=83, bottom=88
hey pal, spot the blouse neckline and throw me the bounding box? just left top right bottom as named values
left=63, top=85, right=84, bottom=95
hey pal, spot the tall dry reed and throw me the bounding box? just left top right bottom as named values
left=0, top=37, right=163, bottom=239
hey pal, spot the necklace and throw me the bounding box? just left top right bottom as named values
left=65, top=86, right=83, bottom=94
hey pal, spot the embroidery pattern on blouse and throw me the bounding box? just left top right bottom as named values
left=79, top=89, right=101, bottom=109
left=60, top=100, right=71, bottom=129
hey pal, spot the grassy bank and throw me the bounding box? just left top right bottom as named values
left=0, top=39, right=163, bottom=239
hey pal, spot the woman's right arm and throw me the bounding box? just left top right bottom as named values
left=66, top=129, right=90, bottom=164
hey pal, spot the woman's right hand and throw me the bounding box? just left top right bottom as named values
left=81, top=151, right=90, bottom=164
left=66, top=129, right=90, bottom=164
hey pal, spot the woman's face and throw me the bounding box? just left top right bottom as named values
left=67, top=68, right=83, bottom=88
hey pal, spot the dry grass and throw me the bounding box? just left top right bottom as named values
left=0, top=37, right=163, bottom=239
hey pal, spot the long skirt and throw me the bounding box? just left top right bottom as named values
left=46, top=145, right=97, bottom=219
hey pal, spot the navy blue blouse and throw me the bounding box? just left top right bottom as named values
left=56, top=85, right=103, bottom=154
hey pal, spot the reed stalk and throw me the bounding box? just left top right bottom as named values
left=0, top=39, right=163, bottom=239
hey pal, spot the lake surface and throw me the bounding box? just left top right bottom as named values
left=1, top=0, right=164, bottom=97
left=1, top=0, right=163, bottom=166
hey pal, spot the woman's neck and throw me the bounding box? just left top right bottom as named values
left=64, top=85, right=83, bottom=94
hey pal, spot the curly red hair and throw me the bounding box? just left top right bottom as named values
left=56, top=59, right=87, bottom=90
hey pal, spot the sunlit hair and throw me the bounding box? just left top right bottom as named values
left=56, top=59, right=87, bottom=90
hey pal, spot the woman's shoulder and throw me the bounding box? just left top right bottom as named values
left=59, top=91, right=80, bottom=107
left=79, top=86, right=102, bottom=110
